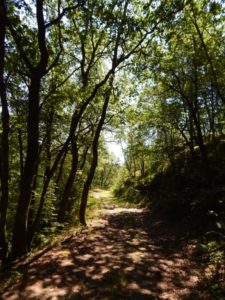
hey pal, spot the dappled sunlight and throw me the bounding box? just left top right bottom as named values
left=90, top=189, right=113, bottom=200
left=106, top=207, right=145, bottom=214
left=2, top=205, right=201, bottom=300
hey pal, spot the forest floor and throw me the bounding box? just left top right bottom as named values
left=0, top=190, right=217, bottom=300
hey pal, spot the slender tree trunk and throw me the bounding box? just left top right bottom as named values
left=191, top=107, right=207, bottom=164
left=27, top=160, right=39, bottom=240
left=175, top=121, right=194, bottom=157
left=140, top=158, right=145, bottom=176
left=79, top=146, right=89, bottom=170
left=185, top=97, right=207, bottom=164
left=55, top=149, right=68, bottom=185
left=29, top=108, right=82, bottom=236
left=132, top=154, right=137, bottom=178
left=58, top=138, right=78, bottom=223
left=79, top=85, right=112, bottom=225
left=188, top=111, right=195, bottom=160
left=28, top=143, right=69, bottom=244
left=56, top=69, right=117, bottom=222
left=27, top=113, right=53, bottom=245
left=18, top=129, right=24, bottom=177
left=45, top=110, right=54, bottom=176
left=0, top=1, right=9, bottom=263
left=28, top=113, right=81, bottom=242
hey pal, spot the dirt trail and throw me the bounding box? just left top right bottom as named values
left=1, top=190, right=203, bottom=300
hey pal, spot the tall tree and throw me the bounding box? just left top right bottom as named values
left=0, top=0, right=9, bottom=262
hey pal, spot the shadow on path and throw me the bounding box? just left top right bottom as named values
left=1, top=208, right=201, bottom=300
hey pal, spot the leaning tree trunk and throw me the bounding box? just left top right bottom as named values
left=0, top=2, right=9, bottom=262
left=79, top=85, right=112, bottom=226
left=28, top=115, right=80, bottom=243
left=56, top=68, right=116, bottom=223
left=28, top=140, right=70, bottom=244
left=55, top=149, right=68, bottom=185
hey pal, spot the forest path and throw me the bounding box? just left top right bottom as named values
left=1, top=190, right=204, bottom=300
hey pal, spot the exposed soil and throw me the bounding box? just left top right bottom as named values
left=0, top=191, right=211, bottom=300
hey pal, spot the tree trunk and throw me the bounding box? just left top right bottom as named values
left=56, top=69, right=117, bottom=223
left=55, top=149, right=68, bottom=185
left=185, top=98, right=207, bottom=165
left=0, top=1, right=9, bottom=263
left=79, top=84, right=112, bottom=225
left=79, top=146, right=89, bottom=170
left=28, top=112, right=81, bottom=243
left=11, top=73, right=41, bottom=258
left=28, top=142, right=69, bottom=244
left=188, top=112, right=195, bottom=159
left=191, top=107, right=207, bottom=164
left=10, top=0, right=50, bottom=258
left=58, top=138, right=78, bottom=223
left=18, top=129, right=24, bottom=177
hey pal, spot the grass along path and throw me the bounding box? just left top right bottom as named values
left=1, top=189, right=208, bottom=299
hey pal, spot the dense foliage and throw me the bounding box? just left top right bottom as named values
left=116, top=0, right=225, bottom=214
